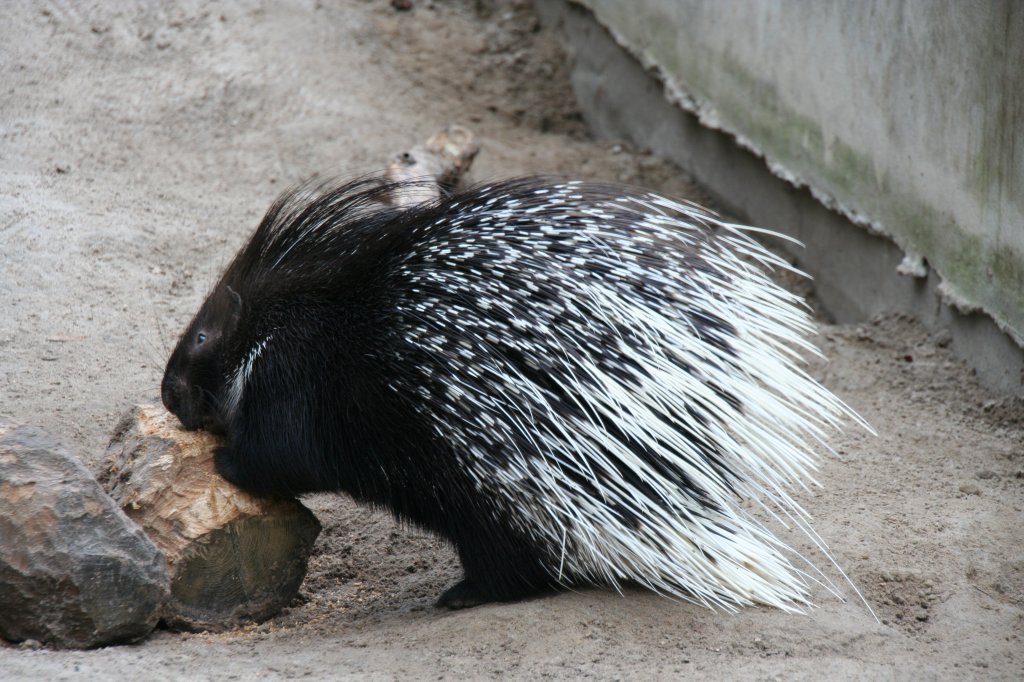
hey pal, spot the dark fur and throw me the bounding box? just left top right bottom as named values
left=163, top=178, right=575, bottom=607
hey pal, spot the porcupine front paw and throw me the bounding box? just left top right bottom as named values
left=213, top=445, right=246, bottom=489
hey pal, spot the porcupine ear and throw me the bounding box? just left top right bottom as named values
left=226, top=285, right=243, bottom=324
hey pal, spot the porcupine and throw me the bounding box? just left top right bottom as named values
left=161, top=176, right=864, bottom=611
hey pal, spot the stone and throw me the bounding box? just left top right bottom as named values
left=0, top=417, right=169, bottom=648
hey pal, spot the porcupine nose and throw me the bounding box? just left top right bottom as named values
left=161, top=375, right=181, bottom=416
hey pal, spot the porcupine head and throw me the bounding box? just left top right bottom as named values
left=161, top=282, right=241, bottom=437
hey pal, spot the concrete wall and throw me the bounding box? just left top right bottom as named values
left=536, top=0, right=1024, bottom=394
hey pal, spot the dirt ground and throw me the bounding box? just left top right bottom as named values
left=1, top=1, right=1022, bottom=679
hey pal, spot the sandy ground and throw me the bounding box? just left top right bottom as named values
left=1, top=1, right=1022, bottom=679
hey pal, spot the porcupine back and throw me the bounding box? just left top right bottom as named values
left=205, top=177, right=862, bottom=611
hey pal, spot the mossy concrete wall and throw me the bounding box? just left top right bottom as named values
left=537, top=0, right=1024, bottom=394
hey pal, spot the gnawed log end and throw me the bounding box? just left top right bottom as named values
left=103, top=405, right=321, bottom=632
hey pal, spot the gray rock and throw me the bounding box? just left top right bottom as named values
left=0, top=417, right=169, bottom=648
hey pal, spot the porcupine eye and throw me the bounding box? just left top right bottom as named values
left=196, top=332, right=207, bottom=346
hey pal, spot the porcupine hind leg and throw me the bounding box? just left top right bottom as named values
left=437, top=522, right=555, bottom=609
left=435, top=579, right=490, bottom=609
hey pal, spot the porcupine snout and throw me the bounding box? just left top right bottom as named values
left=160, top=372, right=190, bottom=427
left=160, top=370, right=216, bottom=432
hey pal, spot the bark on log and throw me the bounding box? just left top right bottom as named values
left=0, top=417, right=169, bottom=648
left=102, top=405, right=321, bottom=632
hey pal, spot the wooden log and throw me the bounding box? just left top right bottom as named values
left=0, top=417, right=169, bottom=648
left=383, top=125, right=481, bottom=206
left=101, top=405, right=321, bottom=632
